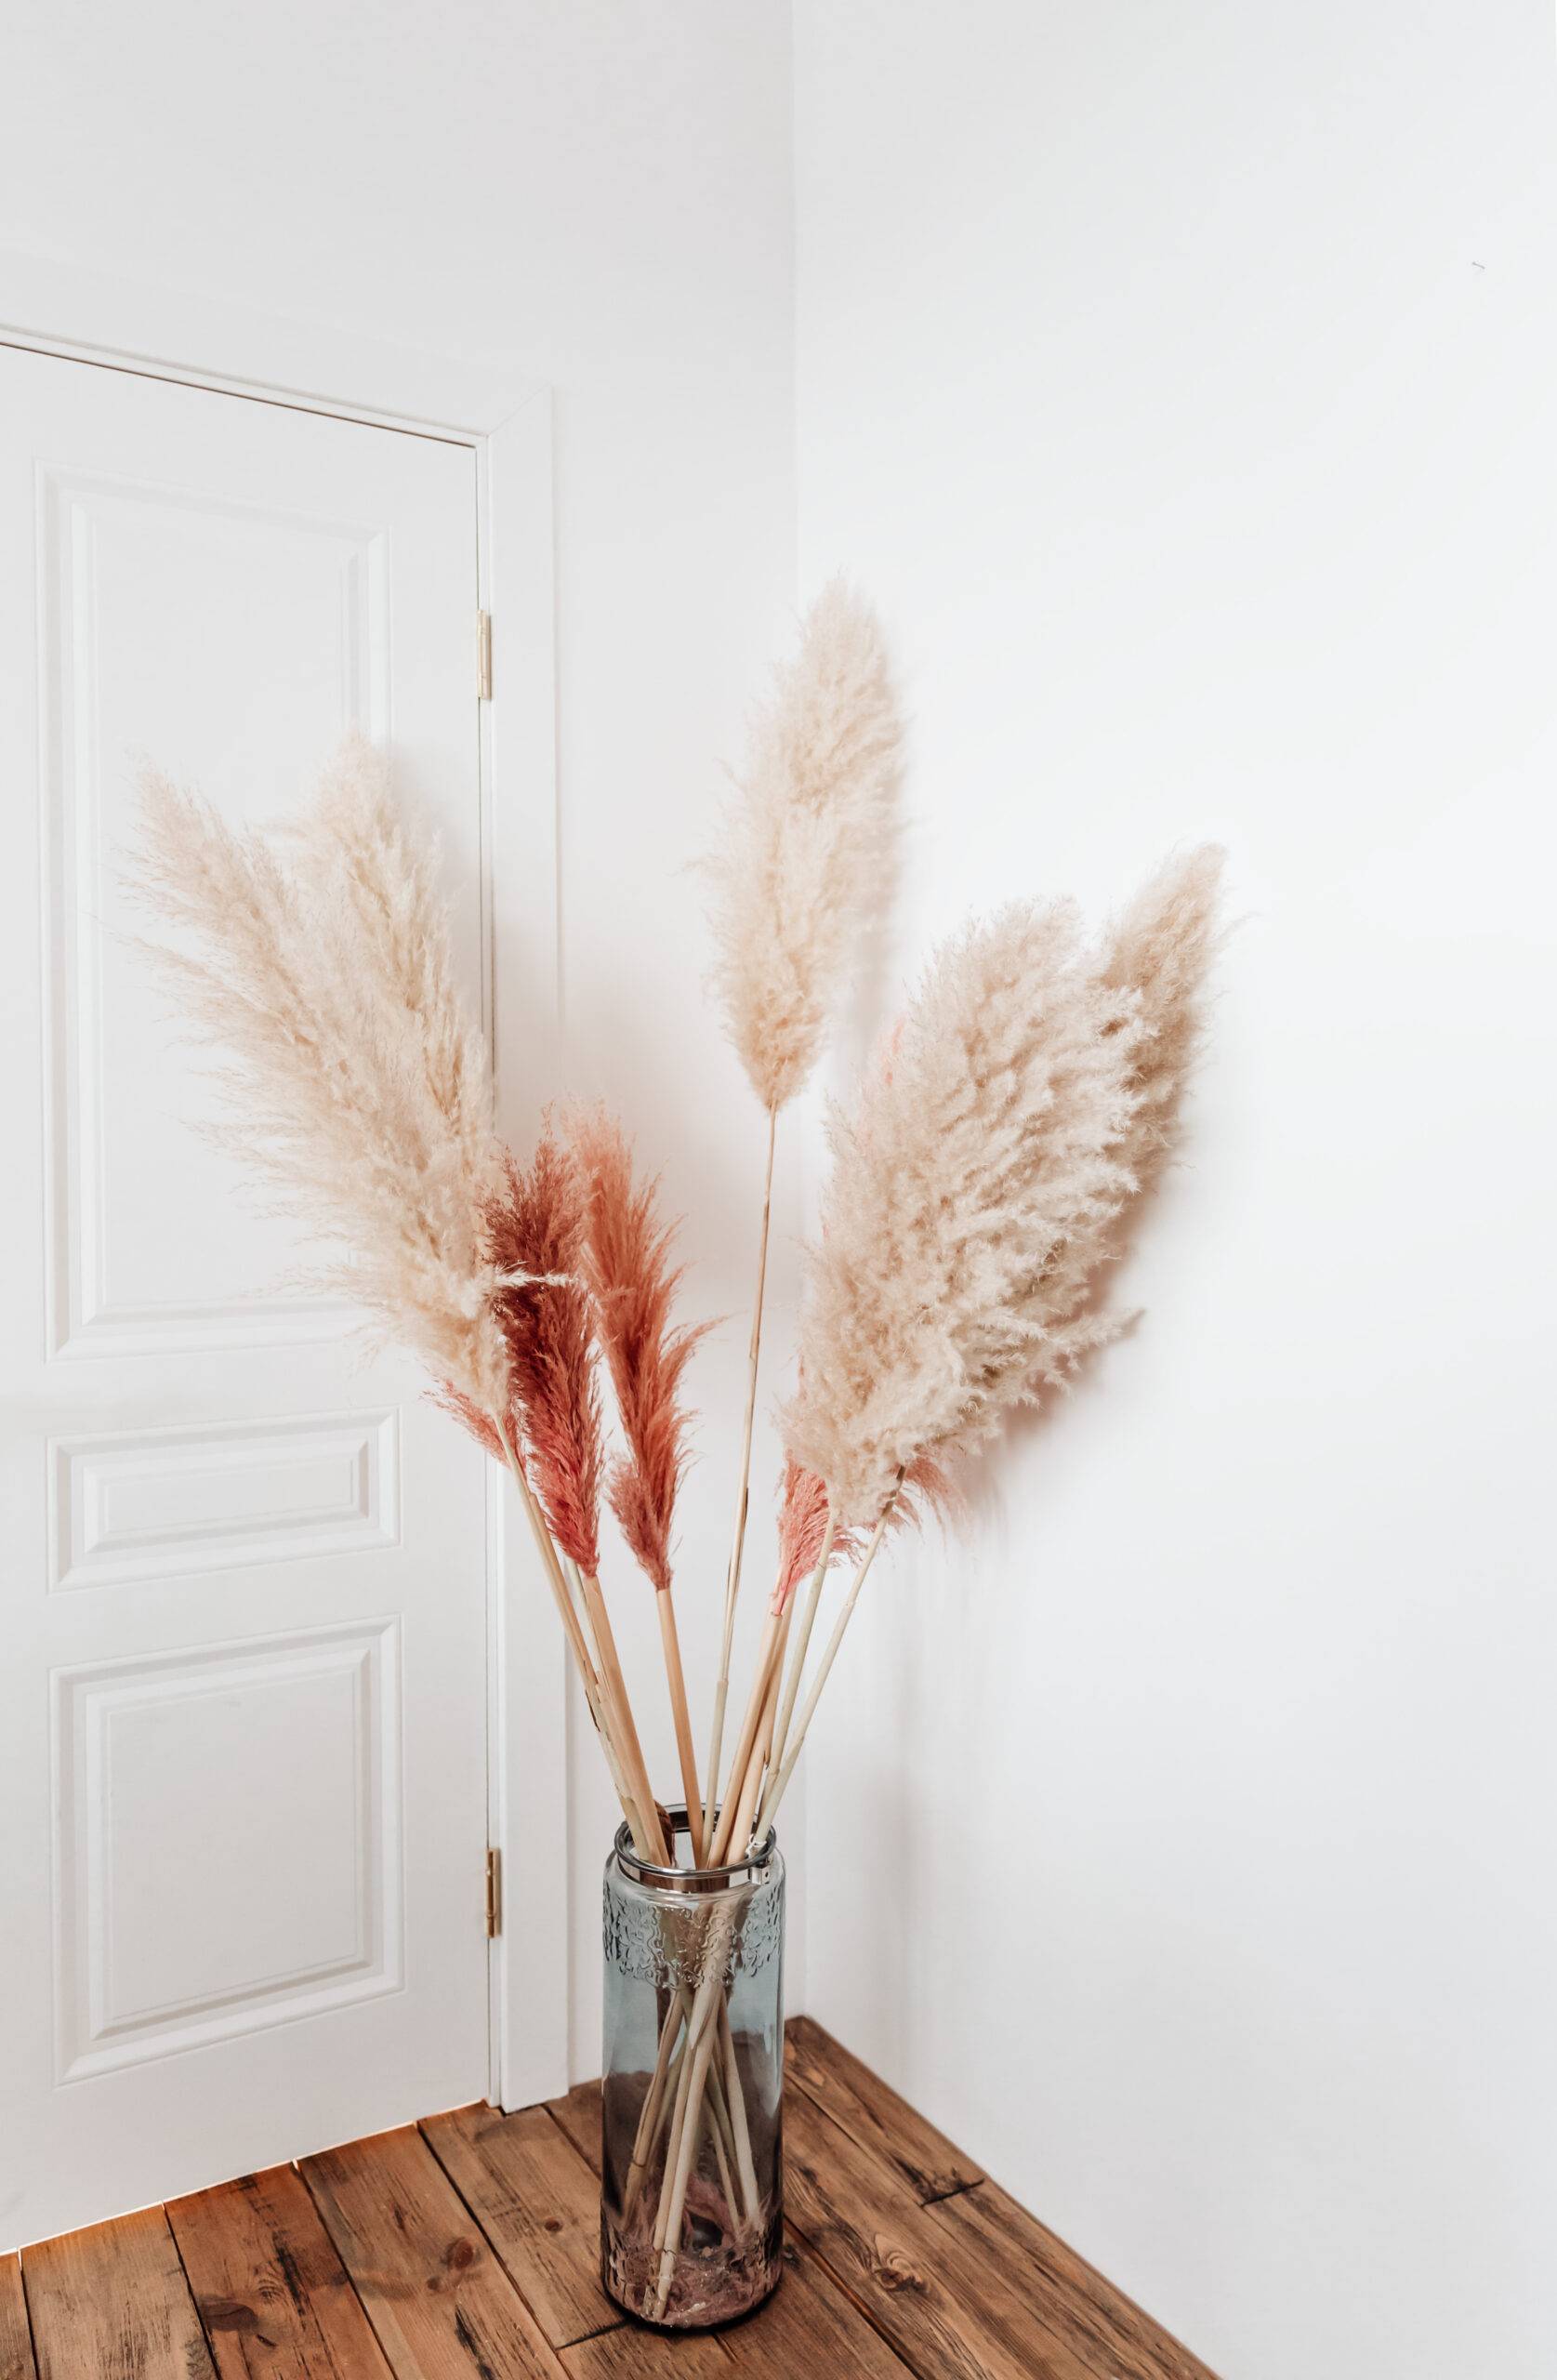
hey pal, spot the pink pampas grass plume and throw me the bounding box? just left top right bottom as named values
left=568, top=1109, right=712, bottom=1593
left=774, top=1459, right=854, bottom=1610
left=482, top=1133, right=604, bottom=1575
left=704, top=577, right=904, bottom=1113
left=772, top=1450, right=955, bottom=1611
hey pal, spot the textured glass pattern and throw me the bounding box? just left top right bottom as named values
left=599, top=1818, right=785, bottom=2329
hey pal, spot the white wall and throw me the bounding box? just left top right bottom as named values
left=2, top=0, right=798, bottom=2080
left=793, top=7, right=1557, bottom=2379
left=8, top=7, right=1554, bottom=2367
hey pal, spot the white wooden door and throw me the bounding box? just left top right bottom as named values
left=0, top=344, right=492, bottom=2251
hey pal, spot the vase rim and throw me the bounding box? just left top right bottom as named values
left=613, top=1804, right=778, bottom=1892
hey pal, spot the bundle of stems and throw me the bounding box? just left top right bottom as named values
left=128, top=598, right=1224, bottom=2322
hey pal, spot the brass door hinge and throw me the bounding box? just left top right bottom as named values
left=485, top=1845, right=502, bottom=1937
left=477, top=610, right=493, bottom=700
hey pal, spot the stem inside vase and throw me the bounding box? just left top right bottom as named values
left=600, top=1806, right=785, bottom=2330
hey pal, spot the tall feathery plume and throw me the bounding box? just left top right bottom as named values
left=570, top=1107, right=713, bottom=1853
left=126, top=747, right=504, bottom=1418
left=127, top=747, right=668, bottom=1870
left=701, top=578, right=906, bottom=1852
left=993, top=844, right=1230, bottom=1378
left=716, top=893, right=1142, bottom=1871
left=1099, top=845, right=1226, bottom=1213
left=481, top=1131, right=662, bottom=1855
left=482, top=1134, right=603, bottom=1575
left=759, top=855, right=1225, bottom=1842
left=705, top=576, right=905, bottom=1112
left=783, top=900, right=1148, bottom=1527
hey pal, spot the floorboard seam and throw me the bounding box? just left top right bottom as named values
left=295, top=2159, right=403, bottom=2380
left=786, top=2071, right=978, bottom=2218
left=419, top=2113, right=601, bottom=2366
left=15, top=2254, right=40, bottom=2380
left=562, top=2314, right=627, bottom=2346
left=159, top=2200, right=217, bottom=2377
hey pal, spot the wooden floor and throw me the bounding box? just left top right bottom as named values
left=2, top=2017, right=1218, bottom=2380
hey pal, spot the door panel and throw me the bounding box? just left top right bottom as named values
left=0, top=344, right=491, bottom=2250
left=53, top=1617, right=400, bottom=2080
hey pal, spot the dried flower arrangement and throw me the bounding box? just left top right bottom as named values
left=127, top=583, right=1222, bottom=2326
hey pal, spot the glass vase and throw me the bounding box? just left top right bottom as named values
left=600, top=1806, right=785, bottom=2329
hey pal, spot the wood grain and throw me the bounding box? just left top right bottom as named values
left=300, top=2126, right=563, bottom=2380
left=783, top=2086, right=1094, bottom=2380
left=930, top=2179, right=1221, bottom=2380
left=785, top=2017, right=982, bottom=2204
left=24, top=2203, right=216, bottom=2380
left=15, top=2029, right=1222, bottom=2380
left=543, top=2085, right=602, bottom=2181
left=718, top=2239, right=913, bottom=2377
left=167, top=2162, right=394, bottom=2380
left=421, top=2103, right=615, bottom=2352
left=558, top=2315, right=731, bottom=2379
left=0, top=2257, right=35, bottom=2380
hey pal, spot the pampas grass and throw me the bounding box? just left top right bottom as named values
left=571, top=1106, right=713, bottom=1849
left=128, top=615, right=1226, bottom=2327
left=127, top=743, right=504, bottom=1419
left=702, top=579, right=906, bottom=1839
left=1101, top=844, right=1226, bottom=1210
left=773, top=1459, right=855, bottom=1611
left=127, top=747, right=667, bottom=1867
left=782, top=900, right=1149, bottom=1526
left=570, top=1108, right=711, bottom=1593
left=705, top=577, right=904, bottom=1115
left=482, top=1132, right=604, bottom=1575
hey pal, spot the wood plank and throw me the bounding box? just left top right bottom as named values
left=783, top=2086, right=1095, bottom=2380
left=785, top=2017, right=982, bottom=2204
left=167, top=2162, right=394, bottom=2380
left=930, top=2180, right=1222, bottom=2380
left=545, top=2094, right=732, bottom=2370
left=23, top=2203, right=216, bottom=2380
left=0, top=2257, right=35, bottom=2380
left=421, top=2104, right=615, bottom=2352
left=718, top=2238, right=913, bottom=2378
left=555, top=2059, right=934, bottom=2373
left=559, top=2318, right=731, bottom=2379
left=543, top=2086, right=601, bottom=2181
left=300, top=2126, right=564, bottom=2380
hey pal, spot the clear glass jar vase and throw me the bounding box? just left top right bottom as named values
left=600, top=1807, right=785, bottom=2329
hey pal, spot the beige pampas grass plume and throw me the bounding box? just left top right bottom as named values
left=783, top=901, right=1149, bottom=1525
left=700, top=579, right=907, bottom=1828
left=1099, top=843, right=1226, bottom=1209
left=784, top=852, right=1227, bottom=1526
left=125, top=738, right=505, bottom=1416
left=704, top=576, right=904, bottom=1114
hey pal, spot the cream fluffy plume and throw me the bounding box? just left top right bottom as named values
left=125, top=739, right=505, bottom=1416
left=1100, top=844, right=1226, bottom=1210
left=705, top=578, right=904, bottom=1112
left=784, top=854, right=1223, bottom=1526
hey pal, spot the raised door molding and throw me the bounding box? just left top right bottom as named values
left=3, top=282, right=570, bottom=2113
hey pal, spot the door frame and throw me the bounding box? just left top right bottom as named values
left=0, top=270, right=570, bottom=2114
